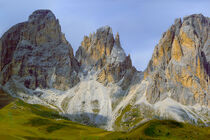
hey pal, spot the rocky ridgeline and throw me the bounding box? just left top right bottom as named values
left=76, top=26, right=137, bottom=89
left=144, top=14, right=210, bottom=107
left=0, top=10, right=209, bottom=130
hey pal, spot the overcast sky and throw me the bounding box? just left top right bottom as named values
left=0, top=0, right=209, bottom=71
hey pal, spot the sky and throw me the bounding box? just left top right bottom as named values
left=0, top=0, right=209, bottom=71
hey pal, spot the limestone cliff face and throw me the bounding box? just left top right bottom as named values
left=76, top=26, right=114, bottom=68
left=0, top=10, right=79, bottom=90
left=76, top=26, right=137, bottom=89
left=144, top=14, right=210, bottom=107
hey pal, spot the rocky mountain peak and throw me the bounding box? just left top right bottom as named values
left=96, top=25, right=113, bottom=38
left=28, top=9, right=56, bottom=23
left=76, top=25, right=114, bottom=68
left=181, top=14, right=209, bottom=45
left=0, top=10, right=79, bottom=91
left=144, top=14, right=210, bottom=107
left=183, top=13, right=208, bottom=24
left=76, top=26, right=137, bottom=88
left=76, top=26, right=128, bottom=67
left=114, top=32, right=120, bottom=46
left=109, top=32, right=126, bottom=64
left=24, top=9, right=64, bottom=45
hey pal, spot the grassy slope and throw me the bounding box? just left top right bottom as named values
left=108, top=120, right=210, bottom=140
left=0, top=100, right=111, bottom=140
left=0, top=99, right=209, bottom=140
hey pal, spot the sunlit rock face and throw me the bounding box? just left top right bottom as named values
left=144, top=14, right=210, bottom=106
left=76, top=26, right=115, bottom=68
left=0, top=10, right=80, bottom=90
left=0, top=10, right=209, bottom=131
left=76, top=26, right=137, bottom=89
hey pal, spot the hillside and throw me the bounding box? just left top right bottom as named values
left=0, top=100, right=110, bottom=139
left=0, top=87, right=14, bottom=109
left=0, top=100, right=209, bottom=140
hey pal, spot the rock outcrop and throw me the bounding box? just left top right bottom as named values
left=144, top=14, right=210, bottom=106
left=76, top=26, right=137, bottom=89
left=0, top=10, right=79, bottom=91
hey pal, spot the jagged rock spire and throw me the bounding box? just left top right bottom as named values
left=114, top=32, right=121, bottom=47
left=76, top=26, right=136, bottom=88
left=76, top=25, right=114, bottom=68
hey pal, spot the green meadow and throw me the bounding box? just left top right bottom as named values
left=0, top=99, right=209, bottom=140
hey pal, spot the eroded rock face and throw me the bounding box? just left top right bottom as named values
left=144, top=14, right=210, bottom=106
left=76, top=26, right=114, bottom=68
left=76, top=26, right=137, bottom=89
left=0, top=10, right=79, bottom=90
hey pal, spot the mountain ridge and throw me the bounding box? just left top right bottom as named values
left=0, top=10, right=209, bottom=131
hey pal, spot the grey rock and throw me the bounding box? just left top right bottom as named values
left=144, top=14, right=210, bottom=107
left=0, top=10, right=79, bottom=90
left=76, top=26, right=138, bottom=89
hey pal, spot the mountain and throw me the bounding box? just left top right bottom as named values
left=76, top=26, right=137, bottom=90
left=144, top=14, right=210, bottom=105
left=113, top=14, right=210, bottom=131
left=0, top=10, right=79, bottom=91
left=0, top=10, right=209, bottom=132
